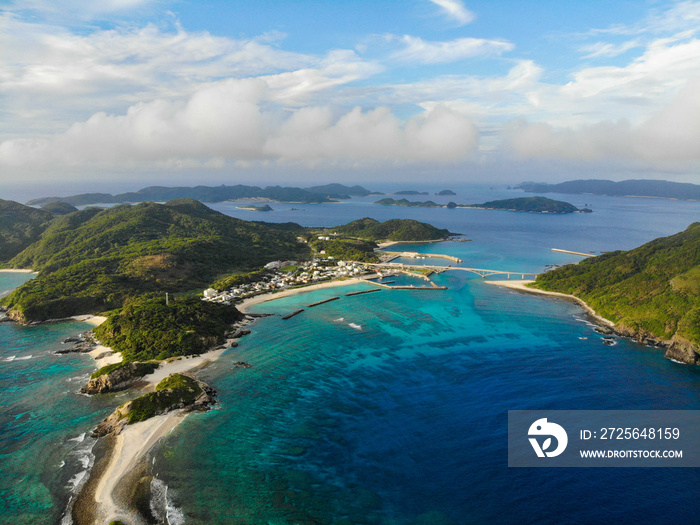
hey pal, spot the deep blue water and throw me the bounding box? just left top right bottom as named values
left=2, top=187, right=700, bottom=524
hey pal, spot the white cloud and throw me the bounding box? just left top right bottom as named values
left=503, top=78, right=700, bottom=164
left=581, top=39, right=640, bottom=59
left=390, top=35, right=514, bottom=64
left=0, top=15, right=380, bottom=139
left=427, top=0, right=475, bottom=26
left=0, top=79, right=480, bottom=171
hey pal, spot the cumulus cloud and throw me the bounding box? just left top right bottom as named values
left=427, top=0, right=475, bottom=26
left=503, top=78, right=700, bottom=164
left=0, top=15, right=381, bottom=139
left=0, top=79, right=480, bottom=170
left=390, top=35, right=514, bottom=64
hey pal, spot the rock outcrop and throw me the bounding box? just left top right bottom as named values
left=82, top=362, right=159, bottom=394
left=664, top=336, right=700, bottom=365
left=92, top=373, right=215, bottom=437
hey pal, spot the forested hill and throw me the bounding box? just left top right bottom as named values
left=0, top=199, right=54, bottom=262
left=534, top=223, right=700, bottom=364
left=2, top=199, right=310, bottom=321
left=333, top=217, right=453, bottom=241
left=470, top=197, right=586, bottom=213
left=517, top=179, right=700, bottom=200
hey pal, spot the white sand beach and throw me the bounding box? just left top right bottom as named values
left=93, top=413, right=183, bottom=525
left=73, top=314, right=108, bottom=326
left=0, top=268, right=36, bottom=273
left=485, top=280, right=616, bottom=327
left=237, top=277, right=366, bottom=312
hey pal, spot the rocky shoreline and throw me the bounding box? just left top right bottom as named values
left=487, top=280, right=700, bottom=366
left=92, top=373, right=217, bottom=438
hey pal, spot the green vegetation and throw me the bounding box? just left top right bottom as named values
left=211, top=269, right=272, bottom=292
left=93, top=297, right=241, bottom=362
left=1, top=199, right=309, bottom=321
left=123, top=373, right=203, bottom=424
left=534, top=223, right=700, bottom=345
left=310, top=238, right=379, bottom=262
left=333, top=217, right=452, bottom=242
left=469, top=197, right=583, bottom=213
left=0, top=199, right=53, bottom=263
left=90, top=361, right=159, bottom=379
left=40, top=201, right=79, bottom=215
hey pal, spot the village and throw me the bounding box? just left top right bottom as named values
left=201, top=258, right=375, bottom=304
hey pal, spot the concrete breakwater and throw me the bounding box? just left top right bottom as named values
left=282, top=309, right=305, bottom=320
left=345, top=289, right=382, bottom=297
left=307, top=296, right=340, bottom=308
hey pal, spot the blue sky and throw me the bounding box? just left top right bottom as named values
left=1, top=0, right=699, bottom=188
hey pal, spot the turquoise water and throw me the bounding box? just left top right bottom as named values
left=0, top=273, right=120, bottom=524
left=150, top=262, right=700, bottom=523
left=3, top=188, right=700, bottom=523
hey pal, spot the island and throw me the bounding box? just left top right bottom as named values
left=530, top=223, right=700, bottom=364
left=375, top=198, right=442, bottom=207
left=374, top=196, right=590, bottom=214
left=516, top=179, right=700, bottom=201
left=25, top=183, right=380, bottom=207
left=303, top=183, right=374, bottom=198
left=236, top=204, right=273, bottom=212
left=394, top=190, right=429, bottom=195
left=467, top=196, right=591, bottom=213
left=436, top=190, right=456, bottom=196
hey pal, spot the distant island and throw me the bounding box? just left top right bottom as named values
left=25, top=183, right=377, bottom=207
left=304, top=183, right=375, bottom=199
left=436, top=190, right=456, bottom=196
left=533, top=223, right=700, bottom=365
left=516, top=179, right=700, bottom=200
left=375, top=196, right=590, bottom=214
left=470, top=197, right=590, bottom=213
left=375, top=198, right=443, bottom=208
left=394, top=190, right=429, bottom=195
left=236, top=204, right=273, bottom=212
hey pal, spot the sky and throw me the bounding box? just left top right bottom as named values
left=1, top=0, right=700, bottom=192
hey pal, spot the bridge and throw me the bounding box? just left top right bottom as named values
left=364, top=262, right=539, bottom=280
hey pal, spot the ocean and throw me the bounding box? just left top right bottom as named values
left=2, top=187, right=700, bottom=524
